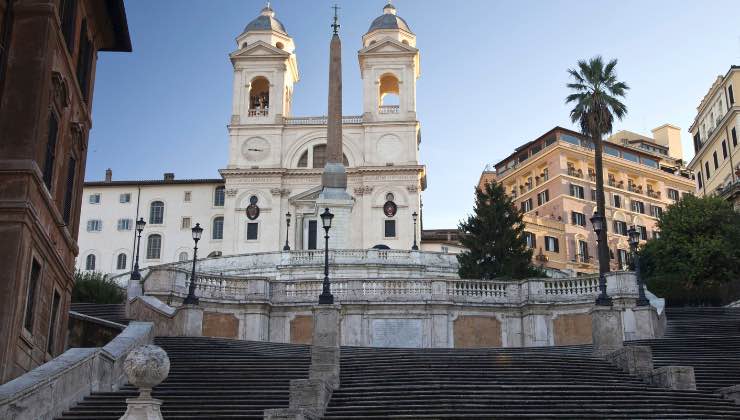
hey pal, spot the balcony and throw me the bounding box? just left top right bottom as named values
left=248, top=108, right=268, bottom=117
left=647, top=190, right=661, bottom=199
left=567, top=168, right=584, bottom=178
left=379, top=105, right=400, bottom=114
left=573, top=254, right=592, bottom=264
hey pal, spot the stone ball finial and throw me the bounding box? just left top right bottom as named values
left=123, top=344, right=170, bottom=398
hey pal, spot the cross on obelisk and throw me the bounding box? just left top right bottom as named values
left=318, top=3, right=353, bottom=249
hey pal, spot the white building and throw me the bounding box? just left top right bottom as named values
left=77, top=4, right=430, bottom=274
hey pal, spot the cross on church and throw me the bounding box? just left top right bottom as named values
left=331, top=4, right=340, bottom=34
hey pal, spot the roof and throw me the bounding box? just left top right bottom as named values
left=244, top=6, right=288, bottom=35
left=84, top=178, right=224, bottom=187
left=367, top=4, right=413, bottom=34
left=99, top=0, right=132, bottom=52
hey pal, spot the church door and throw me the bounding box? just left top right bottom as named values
left=307, top=220, right=318, bottom=250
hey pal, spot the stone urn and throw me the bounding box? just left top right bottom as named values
left=123, top=344, right=170, bottom=398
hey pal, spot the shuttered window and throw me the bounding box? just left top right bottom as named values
left=24, top=259, right=41, bottom=332
left=59, top=0, right=77, bottom=53
left=75, top=19, right=93, bottom=102
left=47, top=291, right=61, bottom=354
left=43, top=112, right=59, bottom=191
left=62, top=157, right=76, bottom=224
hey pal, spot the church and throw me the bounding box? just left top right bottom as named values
left=77, top=3, right=430, bottom=273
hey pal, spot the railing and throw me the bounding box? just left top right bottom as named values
left=544, top=276, right=599, bottom=295
left=647, top=190, right=661, bottom=199
left=573, top=254, right=592, bottom=264
left=568, top=168, right=583, bottom=178
left=448, top=280, right=507, bottom=298
left=248, top=108, right=268, bottom=117
left=379, top=105, right=400, bottom=114
left=284, top=115, right=363, bottom=125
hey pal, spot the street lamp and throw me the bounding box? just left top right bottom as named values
left=131, top=218, right=146, bottom=280
left=283, top=212, right=292, bottom=251
left=183, top=223, right=203, bottom=305
left=318, top=208, right=334, bottom=304
left=590, top=213, right=612, bottom=306
left=411, top=211, right=419, bottom=250
left=627, top=225, right=649, bottom=306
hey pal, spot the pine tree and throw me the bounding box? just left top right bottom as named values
left=457, top=180, right=542, bottom=279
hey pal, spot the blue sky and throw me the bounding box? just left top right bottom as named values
left=90, top=0, right=740, bottom=228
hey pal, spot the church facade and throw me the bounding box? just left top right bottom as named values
left=77, top=4, right=427, bottom=273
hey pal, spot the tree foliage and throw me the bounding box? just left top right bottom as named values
left=640, top=195, right=740, bottom=306
left=72, top=271, right=125, bottom=304
left=457, top=181, right=543, bottom=280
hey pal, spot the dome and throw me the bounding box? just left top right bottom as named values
left=367, top=3, right=413, bottom=34
left=244, top=6, right=288, bottom=35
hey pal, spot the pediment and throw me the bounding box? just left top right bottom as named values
left=289, top=185, right=322, bottom=203
left=358, top=38, right=417, bottom=55
left=231, top=41, right=290, bottom=59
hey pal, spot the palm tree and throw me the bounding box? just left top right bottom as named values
left=566, top=56, right=629, bottom=305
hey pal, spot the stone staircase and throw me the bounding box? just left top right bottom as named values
left=70, top=303, right=130, bottom=325
left=56, top=308, right=740, bottom=419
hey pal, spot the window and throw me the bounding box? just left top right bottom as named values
left=698, top=172, right=703, bottom=189
left=693, top=133, right=702, bottom=153
left=722, top=141, right=728, bottom=159
left=117, top=218, right=132, bottom=231
left=537, top=189, right=549, bottom=206
left=43, top=112, right=59, bottom=191
left=733, top=127, right=737, bottom=147
left=212, top=217, right=224, bottom=240
left=590, top=188, right=597, bottom=202
left=650, top=205, right=663, bottom=218
left=441, top=246, right=449, bottom=254
left=729, top=85, right=735, bottom=105
left=116, top=253, right=127, bottom=270
left=24, top=259, right=41, bottom=332
left=561, top=134, right=580, bottom=145
left=178, top=252, right=189, bottom=262
left=75, top=19, right=93, bottom=101
left=637, top=225, right=648, bottom=241
left=85, top=254, right=96, bottom=270
left=297, top=151, right=308, bottom=167
left=47, top=291, right=61, bottom=355
left=247, top=222, right=259, bottom=240
left=641, top=157, right=658, bottom=168
left=62, top=157, right=76, bottom=224
left=181, top=217, right=191, bottom=229
left=613, top=194, right=622, bottom=208
left=146, top=234, right=162, bottom=259
left=605, top=145, right=620, bottom=157
left=617, top=249, right=628, bottom=270
left=88, top=193, right=101, bottom=204
left=571, top=211, right=586, bottom=226
left=184, top=191, right=192, bottom=202
left=622, top=151, right=639, bottom=163
left=667, top=188, right=679, bottom=201
left=544, top=236, right=559, bottom=253
left=524, top=232, right=536, bottom=249
left=705, top=162, right=711, bottom=179
left=577, top=240, right=589, bottom=261
left=59, top=0, right=77, bottom=53
left=631, top=200, right=645, bottom=214
left=150, top=201, right=164, bottom=224
left=313, top=144, right=327, bottom=168
left=119, top=193, right=131, bottom=203
left=86, top=219, right=102, bottom=232
left=520, top=198, right=533, bottom=212
left=569, top=184, right=585, bottom=199
left=307, top=220, right=317, bottom=249
left=713, top=151, right=719, bottom=169
left=384, top=220, right=396, bottom=238
left=613, top=220, right=628, bottom=236
left=214, top=186, right=225, bottom=206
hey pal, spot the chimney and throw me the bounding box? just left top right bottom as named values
left=105, top=168, right=112, bottom=182
left=652, top=124, right=683, bottom=161
left=163, top=172, right=175, bottom=181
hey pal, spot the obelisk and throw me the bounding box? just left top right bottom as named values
left=317, top=5, right=353, bottom=249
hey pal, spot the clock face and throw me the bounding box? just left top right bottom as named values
left=241, top=138, right=270, bottom=162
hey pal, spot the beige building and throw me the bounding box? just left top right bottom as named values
left=481, top=126, right=695, bottom=276
left=688, top=65, right=740, bottom=210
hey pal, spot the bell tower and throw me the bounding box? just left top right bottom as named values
left=229, top=4, right=299, bottom=125
left=358, top=3, right=420, bottom=122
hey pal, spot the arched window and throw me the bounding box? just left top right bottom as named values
left=149, top=201, right=164, bottom=224
left=379, top=74, right=400, bottom=113
left=297, top=150, right=308, bottom=167
left=311, top=144, right=350, bottom=168
left=213, top=186, right=225, bottom=206
left=178, top=251, right=189, bottom=262
left=212, top=217, right=224, bottom=240
left=249, top=77, right=270, bottom=116
left=116, top=253, right=127, bottom=270
left=85, top=254, right=96, bottom=271
left=146, top=234, right=162, bottom=259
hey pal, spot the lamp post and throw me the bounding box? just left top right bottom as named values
left=283, top=212, right=291, bottom=251
left=411, top=211, right=419, bottom=250
left=183, top=223, right=203, bottom=305
left=590, top=214, right=612, bottom=306
left=628, top=226, right=649, bottom=306
left=131, top=218, right=146, bottom=280
left=318, top=208, right=334, bottom=304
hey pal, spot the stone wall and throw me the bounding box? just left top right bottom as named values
left=290, top=315, right=313, bottom=345
left=67, top=312, right=125, bottom=349
left=453, top=316, right=502, bottom=348
left=203, top=312, right=239, bottom=339
left=553, top=313, right=593, bottom=346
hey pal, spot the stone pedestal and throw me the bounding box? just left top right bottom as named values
left=310, top=304, right=341, bottom=389
left=605, top=346, right=653, bottom=377
left=315, top=195, right=353, bottom=250
left=591, top=305, right=623, bottom=357
left=632, top=305, right=657, bottom=340
left=177, top=304, right=203, bottom=337
left=647, top=366, right=696, bottom=390
left=119, top=397, right=163, bottom=420
left=718, top=384, right=740, bottom=405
